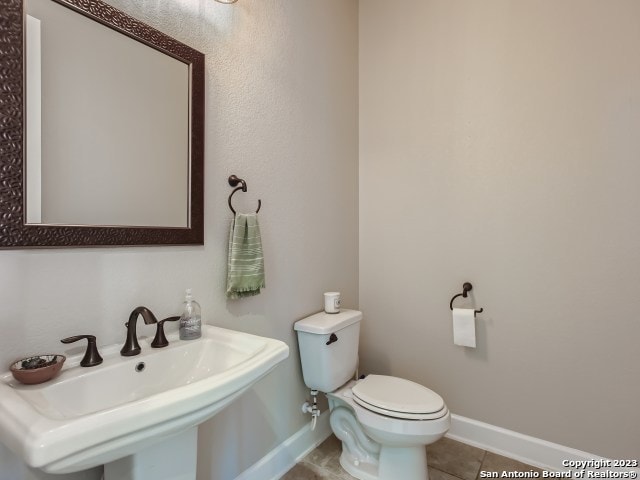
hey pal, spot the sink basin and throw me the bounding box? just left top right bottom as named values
left=0, top=325, right=289, bottom=475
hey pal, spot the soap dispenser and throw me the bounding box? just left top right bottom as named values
left=179, top=289, right=201, bottom=340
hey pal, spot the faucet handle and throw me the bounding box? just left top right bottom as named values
left=61, top=335, right=103, bottom=367
left=151, top=316, right=181, bottom=349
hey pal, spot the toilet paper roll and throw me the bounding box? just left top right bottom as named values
left=452, top=308, right=476, bottom=348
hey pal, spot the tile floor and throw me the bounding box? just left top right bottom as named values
left=281, top=435, right=543, bottom=480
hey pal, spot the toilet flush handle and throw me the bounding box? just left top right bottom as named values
left=326, top=333, right=338, bottom=345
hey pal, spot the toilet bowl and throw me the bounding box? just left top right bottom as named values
left=294, top=310, right=450, bottom=480
left=328, top=377, right=450, bottom=480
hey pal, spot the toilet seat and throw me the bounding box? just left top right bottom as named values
left=330, top=380, right=451, bottom=439
left=352, top=375, right=447, bottom=420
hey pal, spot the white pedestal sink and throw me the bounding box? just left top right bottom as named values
left=0, top=326, right=289, bottom=479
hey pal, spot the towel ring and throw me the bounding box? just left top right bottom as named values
left=228, top=175, right=262, bottom=214
left=449, top=282, right=484, bottom=317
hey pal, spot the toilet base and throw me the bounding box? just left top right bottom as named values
left=339, top=450, right=378, bottom=480
left=339, top=446, right=429, bottom=480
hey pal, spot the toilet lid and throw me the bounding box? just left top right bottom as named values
left=351, top=375, right=446, bottom=420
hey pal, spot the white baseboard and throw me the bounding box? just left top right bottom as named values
left=234, top=411, right=332, bottom=480
left=447, top=414, right=638, bottom=474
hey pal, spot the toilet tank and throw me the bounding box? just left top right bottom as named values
left=294, top=309, right=362, bottom=393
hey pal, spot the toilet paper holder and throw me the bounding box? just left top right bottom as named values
left=449, top=282, right=484, bottom=317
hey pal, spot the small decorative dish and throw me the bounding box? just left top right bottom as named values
left=10, top=355, right=66, bottom=385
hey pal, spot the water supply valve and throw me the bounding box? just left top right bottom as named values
left=302, top=389, right=321, bottom=430
left=301, top=401, right=320, bottom=416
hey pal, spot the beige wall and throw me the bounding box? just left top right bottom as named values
left=359, top=0, right=640, bottom=459
left=0, top=1, right=358, bottom=479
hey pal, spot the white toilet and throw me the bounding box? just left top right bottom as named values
left=294, top=309, right=450, bottom=480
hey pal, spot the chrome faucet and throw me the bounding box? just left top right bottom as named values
left=120, top=306, right=158, bottom=356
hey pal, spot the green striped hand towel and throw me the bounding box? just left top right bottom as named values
left=226, top=213, right=265, bottom=299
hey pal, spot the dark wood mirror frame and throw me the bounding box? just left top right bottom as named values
left=0, top=0, right=204, bottom=248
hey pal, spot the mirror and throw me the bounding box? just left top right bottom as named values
left=0, top=0, right=204, bottom=247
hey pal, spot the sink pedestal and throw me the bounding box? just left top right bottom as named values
left=104, top=427, right=197, bottom=480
